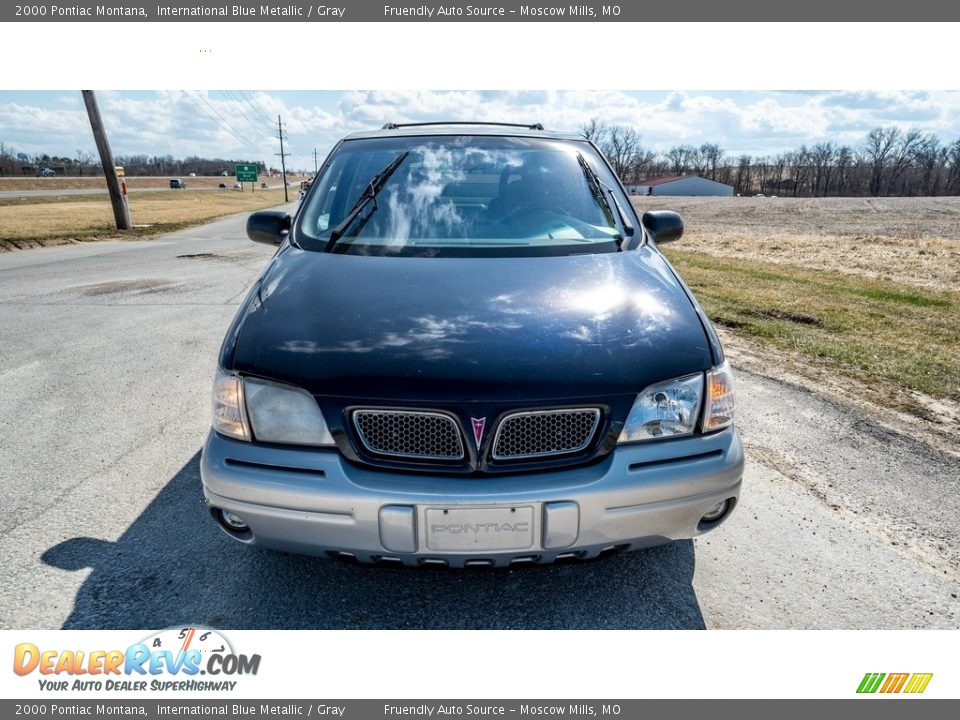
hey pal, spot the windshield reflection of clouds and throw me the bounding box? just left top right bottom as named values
left=344, top=146, right=610, bottom=246
left=382, top=147, right=468, bottom=243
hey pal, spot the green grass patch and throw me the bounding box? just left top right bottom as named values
left=665, top=248, right=960, bottom=402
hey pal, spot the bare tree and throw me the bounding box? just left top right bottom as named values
left=579, top=117, right=609, bottom=146
left=834, top=146, right=853, bottom=196
left=810, top=142, right=836, bottom=196
left=771, top=154, right=788, bottom=196
left=886, top=129, right=924, bottom=195
left=863, top=127, right=901, bottom=196
left=700, top=143, right=724, bottom=181
left=665, top=145, right=694, bottom=175
left=75, top=149, right=95, bottom=177
left=910, top=134, right=945, bottom=196
left=947, top=137, right=960, bottom=195
left=734, top=154, right=751, bottom=194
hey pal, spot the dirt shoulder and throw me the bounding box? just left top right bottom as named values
left=719, top=326, right=960, bottom=460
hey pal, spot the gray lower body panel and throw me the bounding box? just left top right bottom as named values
left=200, top=427, right=744, bottom=567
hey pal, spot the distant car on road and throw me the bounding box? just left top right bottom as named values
left=35, top=167, right=55, bottom=177
left=169, top=179, right=186, bottom=189
left=261, top=182, right=269, bottom=189
left=298, top=179, right=312, bottom=203
left=219, top=183, right=227, bottom=189
left=233, top=183, right=242, bottom=190
left=202, top=121, right=743, bottom=567
left=189, top=172, right=197, bottom=177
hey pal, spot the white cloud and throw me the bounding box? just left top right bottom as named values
left=3, top=90, right=960, bottom=168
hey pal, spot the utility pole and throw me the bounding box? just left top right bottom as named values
left=313, top=148, right=318, bottom=176
left=276, top=115, right=289, bottom=203
left=82, top=90, right=131, bottom=230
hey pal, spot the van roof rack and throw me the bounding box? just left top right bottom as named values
left=381, top=121, right=545, bottom=131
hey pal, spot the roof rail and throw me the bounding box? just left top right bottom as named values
left=381, top=121, right=545, bottom=131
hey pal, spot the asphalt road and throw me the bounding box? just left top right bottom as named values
left=0, top=210, right=957, bottom=630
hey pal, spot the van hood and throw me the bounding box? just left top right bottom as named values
left=229, top=246, right=711, bottom=402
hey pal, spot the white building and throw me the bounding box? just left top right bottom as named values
left=626, top=175, right=734, bottom=197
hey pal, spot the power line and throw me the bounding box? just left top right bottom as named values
left=220, top=90, right=275, bottom=140
left=238, top=90, right=276, bottom=130
left=194, top=91, right=262, bottom=154
left=235, top=91, right=310, bottom=169
left=188, top=93, right=258, bottom=155
left=189, top=91, right=263, bottom=157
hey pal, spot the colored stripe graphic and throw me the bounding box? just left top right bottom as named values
left=904, top=673, right=933, bottom=694
left=880, top=673, right=909, bottom=693
left=857, top=672, right=932, bottom=694
left=857, top=673, right=885, bottom=693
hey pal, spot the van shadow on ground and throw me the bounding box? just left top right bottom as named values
left=43, top=452, right=705, bottom=630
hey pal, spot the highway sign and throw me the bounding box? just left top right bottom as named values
left=235, top=164, right=258, bottom=182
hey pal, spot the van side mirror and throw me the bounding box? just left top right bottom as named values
left=641, top=210, right=684, bottom=245
left=247, top=211, right=291, bottom=246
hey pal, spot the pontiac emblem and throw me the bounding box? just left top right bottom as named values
left=471, top=417, right=486, bottom=449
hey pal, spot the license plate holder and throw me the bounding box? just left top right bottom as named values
left=424, top=505, right=535, bottom=552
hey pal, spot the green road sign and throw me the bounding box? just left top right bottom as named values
left=236, top=164, right=258, bottom=182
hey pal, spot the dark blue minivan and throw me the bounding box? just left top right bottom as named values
left=201, top=122, right=743, bottom=566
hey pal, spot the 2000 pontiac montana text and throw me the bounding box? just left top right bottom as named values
left=200, top=122, right=744, bottom=567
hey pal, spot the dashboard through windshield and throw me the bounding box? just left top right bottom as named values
left=296, top=135, right=632, bottom=257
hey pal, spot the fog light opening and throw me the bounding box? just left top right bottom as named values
left=211, top=507, right=253, bottom=541
left=220, top=510, right=249, bottom=531
left=700, top=499, right=730, bottom=524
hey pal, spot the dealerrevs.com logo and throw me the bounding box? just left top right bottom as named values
left=857, top=673, right=933, bottom=694
left=13, top=627, right=260, bottom=693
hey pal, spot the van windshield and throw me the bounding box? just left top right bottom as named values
left=296, top=135, right=627, bottom=257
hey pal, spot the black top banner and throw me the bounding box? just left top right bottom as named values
left=5, top=0, right=959, bottom=22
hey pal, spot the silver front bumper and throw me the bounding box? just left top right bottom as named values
left=200, top=427, right=744, bottom=567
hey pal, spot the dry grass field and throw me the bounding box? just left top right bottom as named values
left=632, top=195, right=960, bottom=450
left=0, top=188, right=294, bottom=248
left=0, top=174, right=309, bottom=192
left=633, top=196, right=960, bottom=290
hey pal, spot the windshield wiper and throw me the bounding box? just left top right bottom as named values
left=577, top=153, right=634, bottom=250
left=324, top=150, right=410, bottom=252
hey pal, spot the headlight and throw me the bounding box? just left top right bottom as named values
left=704, top=361, right=736, bottom=431
left=212, top=368, right=250, bottom=441
left=243, top=376, right=334, bottom=446
left=618, top=372, right=703, bottom=442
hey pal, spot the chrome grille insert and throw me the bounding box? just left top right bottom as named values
left=492, top=408, right=601, bottom=461
left=352, top=409, right=464, bottom=460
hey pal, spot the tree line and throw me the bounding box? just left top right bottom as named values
left=0, top=145, right=269, bottom=177
left=580, top=120, right=960, bottom=197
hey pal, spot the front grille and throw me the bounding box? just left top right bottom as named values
left=492, top=408, right=601, bottom=461
left=352, top=409, right=464, bottom=460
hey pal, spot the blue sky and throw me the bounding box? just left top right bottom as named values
left=2, top=90, right=958, bottom=171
